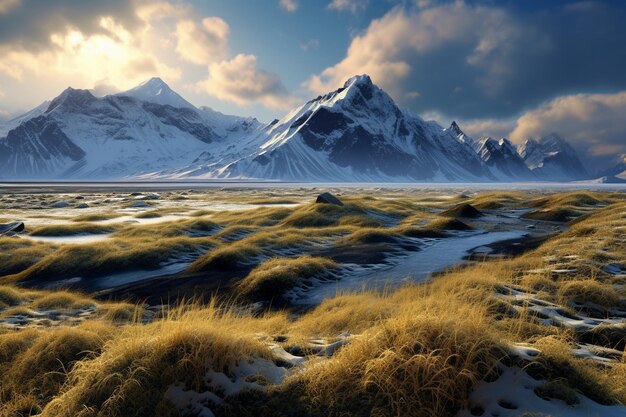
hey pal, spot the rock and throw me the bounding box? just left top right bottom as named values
left=316, top=192, right=344, bottom=206
left=439, top=203, right=483, bottom=218
left=0, top=222, right=25, bottom=235
left=131, top=200, right=150, bottom=208
left=75, top=196, right=85, bottom=200
left=50, top=201, right=70, bottom=208
left=75, top=203, right=89, bottom=209
left=143, top=194, right=160, bottom=200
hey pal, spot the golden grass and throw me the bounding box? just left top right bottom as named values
left=8, top=236, right=215, bottom=283
left=28, top=223, right=116, bottom=236
left=30, top=291, right=95, bottom=311
left=0, top=237, right=56, bottom=276
left=72, top=213, right=121, bottom=222
left=557, top=279, right=622, bottom=308
left=237, top=256, right=338, bottom=301
left=0, top=191, right=625, bottom=416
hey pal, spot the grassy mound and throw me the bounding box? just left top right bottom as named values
left=425, top=217, right=473, bottom=231
left=237, top=256, right=338, bottom=301
left=522, top=206, right=582, bottom=222
left=29, top=223, right=115, bottom=236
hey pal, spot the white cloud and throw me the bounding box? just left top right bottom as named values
left=0, top=16, right=180, bottom=89
left=456, top=117, right=516, bottom=140
left=199, top=54, right=297, bottom=110
left=175, top=17, right=229, bottom=65
left=508, top=91, right=626, bottom=156
left=328, top=0, right=368, bottom=13
left=279, top=0, right=298, bottom=12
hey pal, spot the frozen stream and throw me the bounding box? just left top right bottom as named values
left=299, top=230, right=527, bottom=304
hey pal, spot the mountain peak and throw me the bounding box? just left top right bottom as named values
left=344, top=74, right=373, bottom=88
left=117, top=77, right=195, bottom=109
left=46, top=87, right=96, bottom=113
left=448, top=121, right=463, bottom=135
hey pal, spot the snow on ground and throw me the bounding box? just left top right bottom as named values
left=457, top=365, right=626, bottom=417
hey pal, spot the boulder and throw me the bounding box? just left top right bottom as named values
left=0, top=222, right=25, bottom=236
left=131, top=200, right=150, bottom=208
left=50, top=201, right=70, bottom=208
left=439, top=203, right=483, bottom=218
left=316, top=192, right=344, bottom=206
left=75, top=203, right=89, bottom=209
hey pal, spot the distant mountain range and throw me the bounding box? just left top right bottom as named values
left=0, top=75, right=617, bottom=182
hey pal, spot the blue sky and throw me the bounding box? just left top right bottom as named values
left=0, top=0, right=624, bottom=169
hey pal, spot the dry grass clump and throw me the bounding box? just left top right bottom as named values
left=522, top=206, right=583, bottom=222
left=187, top=242, right=260, bottom=272
left=30, top=291, right=95, bottom=311
left=528, top=192, right=607, bottom=209
left=40, top=315, right=272, bottom=417
left=424, top=217, right=472, bottom=231
left=0, top=322, right=114, bottom=416
left=280, top=203, right=370, bottom=228
left=0, top=237, right=56, bottom=276
left=10, top=236, right=214, bottom=283
left=294, top=305, right=505, bottom=417
left=237, top=256, right=338, bottom=302
left=97, top=303, right=143, bottom=324
left=28, top=223, right=116, bottom=236
left=466, top=192, right=526, bottom=210
left=0, top=285, right=26, bottom=307
left=557, top=279, right=622, bottom=308
left=72, top=213, right=121, bottom=222
left=338, top=228, right=400, bottom=245
left=114, top=218, right=219, bottom=239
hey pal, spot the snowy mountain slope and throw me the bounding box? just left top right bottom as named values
left=596, top=153, right=626, bottom=179
left=518, top=134, right=588, bottom=181
left=215, top=75, right=493, bottom=181
left=475, top=137, right=534, bottom=180
left=0, top=74, right=608, bottom=182
left=0, top=79, right=261, bottom=179
left=117, top=77, right=195, bottom=109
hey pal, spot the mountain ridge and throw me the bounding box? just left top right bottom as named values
left=0, top=75, right=598, bottom=182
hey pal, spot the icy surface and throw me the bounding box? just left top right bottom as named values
left=299, top=230, right=526, bottom=304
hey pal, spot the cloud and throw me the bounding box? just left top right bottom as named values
left=508, top=91, right=626, bottom=157
left=0, top=0, right=20, bottom=15
left=0, top=0, right=140, bottom=51
left=328, top=0, right=368, bottom=13
left=199, top=54, right=297, bottom=110
left=456, top=118, right=516, bottom=141
left=175, top=17, right=229, bottom=65
left=449, top=90, right=626, bottom=170
left=0, top=15, right=180, bottom=88
left=306, top=1, right=626, bottom=120
left=279, top=0, right=298, bottom=12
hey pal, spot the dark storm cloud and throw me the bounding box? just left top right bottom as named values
left=309, top=1, right=626, bottom=120
left=0, top=0, right=140, bottom=50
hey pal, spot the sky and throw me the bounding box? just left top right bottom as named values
left=0, top=0, right=624, bottom=171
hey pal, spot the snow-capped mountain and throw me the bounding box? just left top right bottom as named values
left=216, top=75, right=492, bottom=181
left=596, top=154, right=626, bottom=179
left=474, top=137, right=534, bottom=180
left=0, top=79, right=261, bottom=179
left=117, top=77, right=195, bottom=109
left=517, top=134, right=588, bottom=181
left=0, top=74, right=605, bottom=182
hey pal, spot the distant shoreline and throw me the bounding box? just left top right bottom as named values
left=1, top=180, right=625, bottom=192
